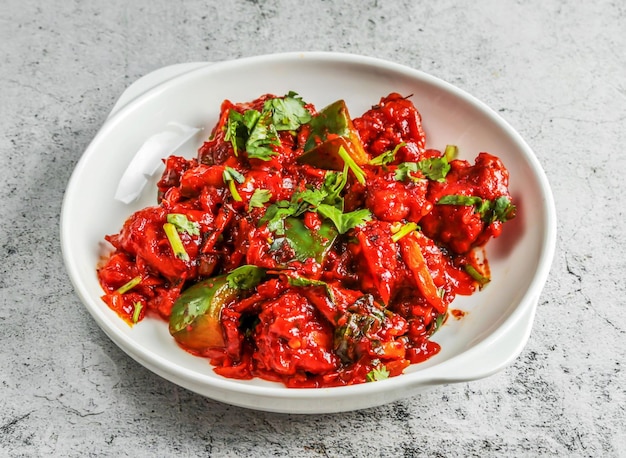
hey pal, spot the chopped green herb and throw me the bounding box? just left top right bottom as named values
left=163, top=222, right=190, bottom=261
left=437, top=194, right=516, bottom=223
left=395, top=156, right=450, bottom=182
left=260, top=158, right=370, bottom=236
left=243, top=109, right=262, bottom=131
left=223, top=166, right=245, bottom=202
left=264, top=91, right=312, bottom=131
left=337, top=145, right=366, bottom=185
left=322, top=166, right=349, bottom=205
left=224, top=92, right=310, bottom=161
left=260, top=202, right=292, bottom=235
left=418, top=157, right=451, bottom=182
left=391, top=222, right=418, bottom=243
left=465, top=264, right=491, bottom=287
left=261, top=188, right=322, bottom=234
left=224, top=166, right=245, bottom=183
left=296, top=187, right=327, bottom=210
left=316, top=204, right=371, bottom=234
left=366, top=365, right=390, bottom=382
left=249, top=189, right=272, bottom=210
left=132, top=301, right=143, bottom=324
left=369, top=142, right=406, bottom=166
left=224, top=110, right=245, bottom=157
left=226, top=265, right=266, bottom=290
left=166, top=213, right=200, bottom=236
left=225, top=109, right=264, bottom=157
left=444, top=144, right=458, bottom=161
left=116, top=276, right=142, bottom=294
left=260, top=147, right=372, bottom=236
left=490, top=196, right=516, bottom=223
left=246, top=110, right=281, bottom=160
left=437, top=194, right=483, bottom=207
left=394, top=162, right=419, bottom=182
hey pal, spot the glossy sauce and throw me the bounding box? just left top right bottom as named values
left=97, top=92, right=514, bottom=387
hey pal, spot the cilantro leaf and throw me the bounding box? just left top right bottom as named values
left=224, top=110, right=247, bottom=157
left=243, top=109, right=261, bottom=130
left=223, top=103, right=283, bottom=161
left=249, top=189, right=272, bottom=210
left=260, top=162, right=369, bottom=236
left=395, top=156, right=450, bottom=182
left=296, top=188, right=327, bottom=211
left=321, top=167, right=349, bottom=206
left=259, top=200, right=293, bottom=235
left=316, top=204, right=372, bottom=234
left=225, top=109, right=264, bottom=158
left=366, top=365, right=390, bottom=382
left=394, top=162, right=416, bottom=182
left=490, top=196, right=516, bottom=223
left=246, top=110, right=281, bottom=161
left=417, top=157, right=451, bottom=181
left=166, top=213, right=200, bottom=236
left=259, top=187, right=322, bottom=236
left=264, top=91, right=312, bottom=131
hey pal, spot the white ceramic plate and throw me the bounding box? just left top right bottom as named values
left=61, top=52, right=556, bottom=413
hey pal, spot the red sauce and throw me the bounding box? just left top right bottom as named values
left=450, top=309, right=466, bottom=319
left=97, top=92, right=515, bottom=387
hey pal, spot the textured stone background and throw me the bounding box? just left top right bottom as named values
left=1, top=0, right=625, bottom=456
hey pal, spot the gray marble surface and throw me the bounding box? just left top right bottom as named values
left=2, top=0, right=625, bottom=456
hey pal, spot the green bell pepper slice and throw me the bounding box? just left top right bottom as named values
left=169, top=275, right=238, bottom=351
left=298, top=99, right=369, bottom=169
left=278, top=217, right=338, bottom=264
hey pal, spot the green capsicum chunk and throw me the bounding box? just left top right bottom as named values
left=169, top=275, right=238, bottom=351
left=298, top=100, right=369, bottom=169
left=279, top=217, right=338, bottom=264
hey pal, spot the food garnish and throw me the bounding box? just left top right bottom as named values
left=97, top=91, right=515, bottom=387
